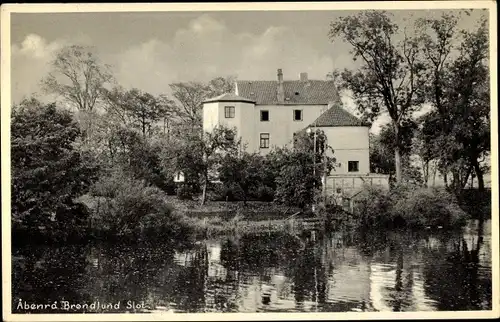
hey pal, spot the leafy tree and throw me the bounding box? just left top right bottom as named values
left=207, top=76, right=236, bottom=97
left=268, top=129, right=336, bottom=208
left=11, top=99, right=98, bottom=235
left=218, top=152, right=264, bottom=205
left=370, top=123, right=422, bottom=185
left=416, top=12, right=490, bottom=194
left=270, top=149, right=317, bottom=209
left=172, top=125, right=240, bottom=205
left=293, top=128, right=336, bottom=180
left=103, top=87, right=173, bottom=138
left=329, top=11, right=425, bottom=183
left=110, top=127, right=174, bottom=192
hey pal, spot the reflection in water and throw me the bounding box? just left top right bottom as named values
left=12, top=220, right=492, bottom=313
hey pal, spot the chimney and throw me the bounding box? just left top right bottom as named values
left=277, top=68, right=285, bottom=104
left=300, top=72, right=308, bottom=82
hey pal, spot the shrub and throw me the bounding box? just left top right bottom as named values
left=353, top=185, right=394, bottom=228
left=353, top=185, right=469, bottom=229
left=253, top=185, right=275, bottom=202
left=392, top=187, right=469, bottom=228
left=176, top=184, right=194, bottom=200
left=89, top=172, right=185, bottom=240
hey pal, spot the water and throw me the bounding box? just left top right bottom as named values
left=12, top=220, right=492, bottom=313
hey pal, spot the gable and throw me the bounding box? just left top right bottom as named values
left=310, top=103, right=364, bottom=127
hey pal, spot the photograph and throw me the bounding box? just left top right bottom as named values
left=1, top=1, right=498, bottom=321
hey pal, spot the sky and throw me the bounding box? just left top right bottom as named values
left=10, top=8, right=487, bottom=130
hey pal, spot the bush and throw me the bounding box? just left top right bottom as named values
left=353, top=185, right=469, bottom=229
left=89, top=172, right=186, bottom=240
left=353, top=185, right=394, bottom=228
left=392, top=187, right=469, bottom=228
left=253, top=185, right=275, bottom=202
left=176, top=184, right=194, bottom=200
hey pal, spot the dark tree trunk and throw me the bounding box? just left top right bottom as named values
left=201, top=175, right=208, bottom=206
left=393, top=123, right=402, bottom=183
left=473, top=159, right=485, bottom=192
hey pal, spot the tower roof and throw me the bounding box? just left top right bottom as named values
left=202, top=93, right=255, bottom=104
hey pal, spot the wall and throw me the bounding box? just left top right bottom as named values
left=203, top=102, right=220, bottom=132
left=250, top=104, right=329, bottom=154
left=202, top=103, right=370, bottom=173
left=203, top=103, right=331, bottom=154
left=321, top=126, right=370, bottom=175
left=202, top=101, right=255, bottom=141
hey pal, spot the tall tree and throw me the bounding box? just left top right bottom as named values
left=370, top=123, right=422, bottom=185
left=169, top=81, right=209, bottom=130
left=173, top=125, right=240, bottom=205
left=41, top=45, right=114, bottom=112
left=103, top=87, right=172, bottom=138
left=416, top=12, right=490, bottom=194
left=169, top=76, right=237, bottom=130
left=329, top=11, right=425, bottom=183
left=207, top=76, right=236, bottom=97
left=11, top=99, right=98, bottom=233
left=219, top=152, right=264, bottom=205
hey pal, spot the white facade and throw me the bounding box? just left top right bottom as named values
left=203, top=100, right=371, bottom=176
left=201, top=69, right=389, bottom=196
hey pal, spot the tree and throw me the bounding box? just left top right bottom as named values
left=416, top=12, right=490, bottom=194
left=268, top=129, right=336, bottom=209
left=11, top=99, right=98, bottom=235
left=169, top=81, right=208, bottom=129
left=219, top=152, right=264, bottom=205
left=103, top=87, right=173, bottom=138
left=207, top=76, right=236, bottom=97
left=329, top=11, right=425, bottom=183
left=41, top=45, right=114, bottom=112
left=169, top=76, right=237, bottom=130
left=173, top=125, right=241, bottom=205
left=111, top=128, right=175, bottom=192
left=370, top=123, right=422, bottom=185
left=41, top=45, right=114, bottom=142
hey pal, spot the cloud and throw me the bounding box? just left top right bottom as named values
left=111, top=14, right=335, bottom=94
left=11, top=34, right=67, bottom=103
left=11, top=14, right=336, bottom=103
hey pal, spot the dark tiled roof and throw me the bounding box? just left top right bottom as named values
left=310, top=103, right=364, bottom=127
left=203, top=93, right=255, bottom=104
left=236, top=80, right=340, bottom=105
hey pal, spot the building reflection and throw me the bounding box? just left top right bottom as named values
left=16, top=219, right=489, bottom=313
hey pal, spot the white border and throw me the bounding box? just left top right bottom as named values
left=1, top=2, right=498, bottom=321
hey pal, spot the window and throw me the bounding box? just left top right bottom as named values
left=225, top=106, right=235, bottom=118
left=260, top=133, right=270, bottom=149
left=260, top=110, right=269, bottom=121
left=348, top=161, right=359, bottom=172
left=293, top=109, right=302, bottom=121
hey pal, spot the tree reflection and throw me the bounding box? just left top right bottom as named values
left=422, top=221, right=492, bottom=310
left=12, top=245, right=90, bottom=313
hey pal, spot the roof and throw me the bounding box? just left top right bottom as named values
left=236, top=80, right=341, bottom=105
left=310, top=103, right=365, bottom=127
left=202, top=93, right=255, bottom=104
